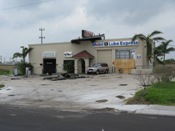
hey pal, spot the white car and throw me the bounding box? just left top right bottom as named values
left=86, top=63, right=109, bottom=74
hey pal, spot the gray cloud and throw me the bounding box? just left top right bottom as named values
left=0, top=0, right=175, bottom=59
left=85, top=0, right=175, bottom=26
left=0, top=0, right=84, bottom=29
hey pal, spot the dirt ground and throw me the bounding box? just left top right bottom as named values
left=0, top=74, right=140, bottom=111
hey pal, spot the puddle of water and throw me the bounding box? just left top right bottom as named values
left=119, top=84, right=128, bottom=86
left=96, top=99, right=108, bottom=103
left=8, top=94, right=15, bottom=96
left=41, top=84, right=51, bottom=86
left=116, top=95, right=125, bottom=99
left=90, top=85, right=98, bottom=86
left=115, top=76, right=123, bottom=78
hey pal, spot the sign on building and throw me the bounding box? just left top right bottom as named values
left=42, top=51, right=56, bottom=58
left=64, top=52, right=72, bottom=57
left=82, top=30, right=94, bottom=38
left=93, top=40, right=138, bottom=47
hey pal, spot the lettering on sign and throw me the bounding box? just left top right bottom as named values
left=93, top=40, right=138, bottom=47
left=64, top=52, right=72, bottom=57
left=137, top=54, right=142, bottom=59
left=43, top=51, right=56, bottom=58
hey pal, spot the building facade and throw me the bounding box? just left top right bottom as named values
left=29, top=37, right=148, bottom=75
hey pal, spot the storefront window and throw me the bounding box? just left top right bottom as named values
left=115, top=50, right=131, bottom=59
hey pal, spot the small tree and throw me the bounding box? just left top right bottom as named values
left=135, top=70, right=154, bottom=89
left=13, top=46, right=33, bottom=75
left=15, top=62, right=33, bottom=75
left=155, top=40, right=175, bottom=68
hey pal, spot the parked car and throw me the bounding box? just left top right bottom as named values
left=86, top=63, right=109, bottom=74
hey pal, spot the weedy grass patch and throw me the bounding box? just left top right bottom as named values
left=127, top=82, right=175, bottom=105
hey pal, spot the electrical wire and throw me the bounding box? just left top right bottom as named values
left=0, top=0, right=56, bottom=10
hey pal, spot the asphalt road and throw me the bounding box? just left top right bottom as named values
left=0, top=105, right=175, bottom=131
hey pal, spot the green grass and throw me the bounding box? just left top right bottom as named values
left=0, top=69, right=10, bottom=75
left=127, top=82, right=175, bottom=105
left=0, top=84, right=5, bottom=89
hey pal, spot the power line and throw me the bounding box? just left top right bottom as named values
left=0, top=0, right=56, bottom=11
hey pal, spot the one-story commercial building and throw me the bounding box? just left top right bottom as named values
left=29, top=30, right=149, bottom=75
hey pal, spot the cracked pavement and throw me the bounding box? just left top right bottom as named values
left=0, top=74, right=140, bottom=111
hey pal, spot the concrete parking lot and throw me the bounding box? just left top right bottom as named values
left=0, top=74, right=140, bottom=111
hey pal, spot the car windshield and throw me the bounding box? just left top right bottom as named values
left=92, top=64, right=100, bottom=67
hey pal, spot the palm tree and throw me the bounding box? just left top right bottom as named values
left=132, top=30, right=164, bottom=68
left=13, top=46, right=33, bottom=63
left=12, top=46, right=33, bottom=75
left=154, top=46, right=164, bottom=65
left=155, top=40, right=175, bottom=68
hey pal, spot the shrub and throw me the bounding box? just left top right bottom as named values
left=63, top=61, right=74, bottom=73
left=15, top=62, right=33, bottom=75
left=0, top=84, right=5, bottom=89
left=154, top=66, right=175, bottom=83
left=0, top=69, right=10, bottom=75
left=135, top=70, right=154, bottom=88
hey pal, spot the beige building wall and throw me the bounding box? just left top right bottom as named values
left=29, top=38, right=147, bottom=74
left=29, top=42, right=96, bottom=74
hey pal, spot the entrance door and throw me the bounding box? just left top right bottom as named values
left=43, top=59, right=56, bottom=74
left=81, top=59, right=85, bottom=73
left=77, top=59, right=85, bottom=73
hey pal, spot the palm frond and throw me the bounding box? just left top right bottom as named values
left=131, top=34, right=146, bottom=42
left=13, top=53, right=22, bottom=59
left=150, top=30, right=163, bottom=37
left=153, top=37, right=165, bottom=41
left=166, top=47, right=175, bottom=53
left=165, top=40, right=173, bottom=44
left=23, top=48, right=33, bottom=58
left=155, top=57, right=164, bottom=64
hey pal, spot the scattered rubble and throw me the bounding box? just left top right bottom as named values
left=43, top=73, right=87, bottom=81
left=11, top=77, right=21, bottom=80
left=89, top=107, right=116, bottom=112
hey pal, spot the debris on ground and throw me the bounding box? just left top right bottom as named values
left=11, top=77, right=21, bottom=80
left=89, top=107, right=117, bottom=112
left=43, top=73, right=87, bottom=81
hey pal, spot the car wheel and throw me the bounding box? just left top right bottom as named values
left=96, top=70, right=99, bottom=75
left=105, top=70, right=108, bottom=74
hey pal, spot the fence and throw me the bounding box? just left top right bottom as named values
left=0, top=64, right=15, bottom=73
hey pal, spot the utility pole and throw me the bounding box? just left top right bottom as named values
left=0, top=56, right=2, bottom=64
left=39, top=28, right=45, bottom=44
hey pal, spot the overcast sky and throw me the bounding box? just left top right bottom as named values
left=0, top=0, right=175, bottom=62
